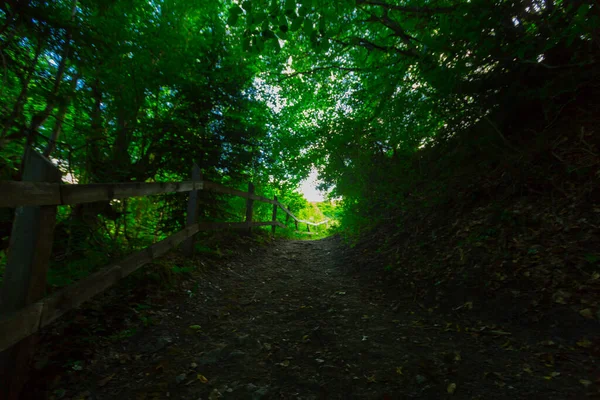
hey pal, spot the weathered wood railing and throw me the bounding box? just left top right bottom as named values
left=0, top=150, right=328, bottom=397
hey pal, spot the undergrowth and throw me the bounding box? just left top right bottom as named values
left=335, top=90, right=600, bottom=340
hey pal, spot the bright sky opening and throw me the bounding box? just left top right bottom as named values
left=299, top=169, right=325, bottom=202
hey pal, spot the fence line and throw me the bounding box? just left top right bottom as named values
left=0, top=179, right=280, bottom=208
left=0, top=152, right=328, bottom=364
left=0, top=181, right=329, bottom=227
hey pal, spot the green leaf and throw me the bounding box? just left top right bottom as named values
left=251, top=37, right=260, bottom=53
left=272, top=39, right=282, bottom=54
left=285, top=0, right=296, bottom=11
left=269, top=0, right=279, bottom=13
left=227, top=6, right=243, bottom=26
left=255, top=11, right=267, bottom=24
left=299, top=6, right=310, bottom=17
left=310, top=29, right=318, bottom=46
left=242, top=37, right=251, bottom=51
left=303, top=19, right=313, bottom=36
left=230, top=5, right=243, bottom=15
left=241, top=0, right=252, bottom=11
left=291, top=16, right=304, bottom=31
left=262, top=29, right=277, bottom=40
left=227, top=13, right=239, bottom=26
left=576, top=4, right=591, bottom=19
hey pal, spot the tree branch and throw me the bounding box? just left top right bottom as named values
left=334, top=37, right=418, bottom=58
left=356, top=0, right=457, bottom=15
left=277, top=65, right=374, bottom=81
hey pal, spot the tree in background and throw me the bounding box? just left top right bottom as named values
left=232, top=0, right=599, bottom=230
left=1, top=0, right=598, bottom=274
left=0, top=0, right=280, bottom=280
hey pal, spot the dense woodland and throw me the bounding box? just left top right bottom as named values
left=1, top=0, right=600, bottom=398
left=1, top=0, right=598, bottom=266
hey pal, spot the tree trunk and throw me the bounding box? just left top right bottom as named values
left=42, top=73, right=81, bottom=157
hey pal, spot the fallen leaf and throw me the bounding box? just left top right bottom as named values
left=453, top=302, right=469, bottom=311
left=189, top=325, right=202, bottom=331
left=544, top=372, right=560, bottom=380
left=552, top=290, right=571, bottom=304
left=579, top=308, right=594, bottom=319
left=577, top=338, right=592, bottom=348
left=395, top=366, right=403, bottom=375
left=447, top=383, right=457, bottom=394
left=579, top=379, right=592, bottom=387
left=489, top=330, right=512, bottom=336
left=553, top=296, right=567, bottom=305
left=197, top=374, right=208, bottom=383
left=280, top=360, right=290, bottom=367
left=366, top=375, right=377, bottom=383
left=176, top=373, right=187, bottom=384
left=208, top=388, right=222, bottom=400
left=97, top=374, right=115, bottom=387
left=523, top=365, right=533, bottom=374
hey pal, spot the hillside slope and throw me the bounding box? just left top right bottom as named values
left=337, top=97, right=600, bottom=393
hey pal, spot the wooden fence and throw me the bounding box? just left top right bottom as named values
left=0, top=149, right=328, bottom=398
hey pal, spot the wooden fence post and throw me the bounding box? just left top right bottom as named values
left=307, top=224, right=311, bottom=233
left=271, top=196, right=278, bottom=237
left=0, top=149, right=61, bottom=400
left=245, top=182, right=254, bottom=234
left=184, top=164, right=201, bottom=256
left=285, top=205, right=290, bottom=225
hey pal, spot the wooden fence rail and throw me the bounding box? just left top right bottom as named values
left=277, top=203, right=330, bottom=227
left=0, top=182, right=332, bottom=229
left=0, top=179, right=280, bottom=208
left=0, top=180, right=331, bottom=226
left=0, top=149, right=329, bottom=397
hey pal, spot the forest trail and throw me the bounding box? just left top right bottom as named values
left=41, top=237, right=589, bottom=400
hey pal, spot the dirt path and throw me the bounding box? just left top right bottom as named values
left=46, top=237, right=592, bottom=399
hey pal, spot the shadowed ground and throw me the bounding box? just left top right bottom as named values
left=32, top=237, right=592, bottom=399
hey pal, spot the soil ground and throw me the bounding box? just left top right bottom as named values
left=30, top=236, right=597, bottom=399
